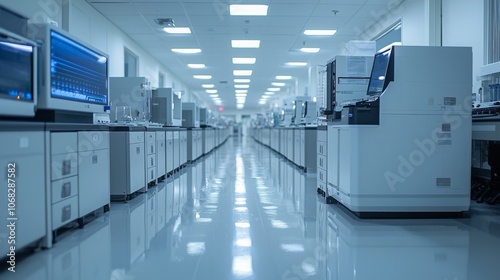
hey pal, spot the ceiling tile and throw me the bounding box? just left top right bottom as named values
left=91, top=3, right=138, bottom=16
left=108, top=15, right=154, bottom=34
left=312, top=4, right=363, bottom=17
left=268, top=3, right=317, bottom=16
left=134, top=2, right=185, bottom=15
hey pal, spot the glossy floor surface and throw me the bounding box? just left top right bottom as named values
left=2, top=136, right=500, bottom=280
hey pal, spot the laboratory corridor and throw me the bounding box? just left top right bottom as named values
left=2, top=136, right=500, bottom=280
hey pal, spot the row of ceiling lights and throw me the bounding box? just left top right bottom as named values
left=165, top=4, right=337, bottom=108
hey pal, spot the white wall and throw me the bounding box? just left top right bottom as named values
left=442, top=0, right=484, bottom=93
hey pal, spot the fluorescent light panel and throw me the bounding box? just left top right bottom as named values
left=234, top=84, right=249, bottom=89
left=286, top=62, right=308, bottom=66
left=164, top=27, right=192, bottom=34
left=188, top=64, right=205, bottom=69
left=206, top=90, right=218, bottom=94
left=232, top=58, right=256, bottom=64
left=300, top=48, right=320, bottom=53
left=235, top=90, right=248, bottom=93
left=267, top=88, right=280, bottom=92
left=172, top=48, right=201, bottom=54
left=304, top=29, right=337, bottom=36
left=233, top=70, right=253, bottom=76
left=235, top=93, right=247, bottom=97
left=210, top=94, right=219, bottom=98
left=231, top=40, right=260, bottom=48
left=230, top=5, right=268, bottom=16
left=276, top=75, right=292, bottom=80
left=193, top=75, right=212, bottom=79
left=272, top=82, right=285, bottom=86
left=202, top=84, right=214, bottom=88
left=264, top=92, right=274, bottom=95
left=234, top=79, right=251, bottom=83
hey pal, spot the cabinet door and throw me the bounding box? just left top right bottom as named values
left=129, top=143, right=145, bottom=193
left=79, top=149, right=110, bottom=216
left=157, top=139, right=166, bottom=176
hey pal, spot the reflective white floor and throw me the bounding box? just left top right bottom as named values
left=2, top=136, right=500, bottom=280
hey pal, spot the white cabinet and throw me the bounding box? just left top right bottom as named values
left=156, top=131, right=166, bottom=179
left=317, top=127, right=328, bottom=198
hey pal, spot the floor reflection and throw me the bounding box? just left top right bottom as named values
left=2, top=137, right=500, bottom=280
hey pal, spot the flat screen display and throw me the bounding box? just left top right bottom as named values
left=50, top=30, right=108, bottom=105
left=0, top=39, right=33, bottom=102
left=367, top=47, right=392, bottom=96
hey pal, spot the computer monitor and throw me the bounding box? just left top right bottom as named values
left=0, top=29, right=36, bottom=117
left=367, top=47, right=393, bottom=96
left=34, top=24, right=109, bottom=114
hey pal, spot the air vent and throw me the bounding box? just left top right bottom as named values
left=219, top=81, right=228, bottom=84
left=155, top=18, right=175, bottom=26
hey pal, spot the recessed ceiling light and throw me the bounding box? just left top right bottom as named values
left=286, top=62, right=308, bottom=66
left=236, top=101, right=246, bottom=104
left=232, top=58, right=256, bottom=64
left=233, top=70, right=253, bottom=76
left=259, top=100, right=267, bottom=104
left=193, top=75, right=212, bottom=79
left=300, top=48, right=320, bottom=53
left=267, top=88, right=281, bottom=92
left=264, top=92, right=274, bottom=95
left=276, top=75, right=292, bottom=80
left=234, top=79, right=251, bottom=83
left=235, top=90, right=248, bottom=93
left=235, top=93, right=247, bottom=97
left=188, top=64, right=205, bottom=69
left=234, top=84, right=249, bottom=89
left=230, top=4, right=269, bottom=16
left=231, top=40, right=260, bottom=48
left=272, top=82, right=286, bottom=86
left=202, top=84, right=215, bottom=88
left=237, top=105, right=244, bottom=109
left=262, top=95, right=271, bottom=99
left=304, top=29, right=337, bottom=36
left=209, top=94, right=219, bottom=98
left=163, top=27, right=192, bottom=34
left=206, top=89, right=218, bottom=94
left=172, top=48, right=201, bottom=54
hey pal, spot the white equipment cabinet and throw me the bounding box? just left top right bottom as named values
left=317, top=126, right=328, bottom=198
left=109, top=126, right=146, bottom=201
left=77, top=129, right=110, bottom=223
left=0, top=122, right=46, bottom=254
left=172, top=130, right=180, bottom=170
left=145, top=129, right=157, bottom=186
left=328, top=46, right=472, bottom=215
left=156, top=130, right=166, bottom=180
left=179, top=129, right=188, bottom=166
left=165, top=130, right=174, bottom=174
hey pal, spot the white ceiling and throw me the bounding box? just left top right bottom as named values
left=87, top=0, right=400, bottom=110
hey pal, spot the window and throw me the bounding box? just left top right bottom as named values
left=124, top=48, right=138, bottom=77
left=158, top=72, right=165, bottom=88
left=486, top=0, right=500, bottom=64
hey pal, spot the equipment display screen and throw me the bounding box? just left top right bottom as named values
left=50, top=30, right=108, bottom=105
left=367, top=47, right=392, bottom=96
left=0, top=39, right=33, bottom=102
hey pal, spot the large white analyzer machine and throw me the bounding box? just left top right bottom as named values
left=327, top=46, right=472, bottom=215
left=151, top=88, right=182, bottom=126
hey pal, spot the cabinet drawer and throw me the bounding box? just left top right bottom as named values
left=52, top=196, right=78, bottom=230
left=51, top=132, right=77, bottom=155
left=147, top=167, right=156, bottom=182
left=51, top=153, right=78, bottom=180
left=147, top=154, right=156, bottom=168
left=318, top=169, right=327, bottom=184
left=52, top=176, right=78, bottom=203
left=166, top=131, right=173, bottom=140
left=78, top=131, right=109, bottom=151
left=156, top=131, right=165, bottom=141
left=317, top=130, right=327, bottom=142
left=317, top=155, right=327, bottom=169
left=129, top=132, right=144, bottom=144
left=317, top=141, right=327, bottom=156
left=173, top=131, right=179, bottom=140
left=146, top=132, right=156, bottom=155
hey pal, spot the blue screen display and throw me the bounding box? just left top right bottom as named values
left=50, top=30, right=108, bottom=105
left=367, top=48, right=392, bottom=96
left=0, top=40, right=33, bottom=102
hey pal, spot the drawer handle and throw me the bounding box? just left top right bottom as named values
left=92, top=155, right=98, bottom=164
left=61, top=182, right=71, bottom=198
left=62, top=160, right=71, bottom=176
left=62, top=205, right=71, bottom=222
left=151, top=146, right=154, bottom=154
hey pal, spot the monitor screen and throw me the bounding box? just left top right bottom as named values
left=367, top=47, right=392, bottom=96
left=50, top=30, right=108, bottom=105
left=0, top=39, right=33, bottom=102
